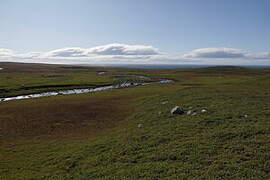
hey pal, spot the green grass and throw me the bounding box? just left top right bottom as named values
left=0, top=70, right=155, bottom=97
left=0, top=72, right=113, bottom=97
left=1, top=64, right=270, bottom=179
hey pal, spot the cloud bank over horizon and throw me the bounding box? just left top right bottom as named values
left=0, top=44, right=270, bottom=65
left=43, top=44, right=160, bottom=58
left=183, top=48, right=270, bottom=60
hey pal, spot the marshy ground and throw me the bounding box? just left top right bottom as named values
left=1, top=62, right=270, bottom=179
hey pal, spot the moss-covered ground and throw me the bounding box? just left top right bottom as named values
left=1, top=63, right=270, bottom=179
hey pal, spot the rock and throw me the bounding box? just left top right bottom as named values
left=244, top=114, right=248, bottom=118
left=201, top=109, right=207, bottom=113
left=187, top=110, right=192, bottom=115
left=162, top=101, right=168, bottom=105
left=170, top=106, right=184, bottom=115
left=97, top=71, right=106, bottom=75
left=192, top=112, right=197, bottom=116
left=137, top=124, right=143, bottom=128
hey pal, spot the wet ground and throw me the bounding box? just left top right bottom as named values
left=0, top=78, right=173, bottom=102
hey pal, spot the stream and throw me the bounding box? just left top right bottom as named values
left=0, top=79, right=173, bottom=102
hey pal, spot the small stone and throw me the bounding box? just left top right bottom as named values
left=244, top=114, right=248, bottom=118
left=97, top=71, right=106, bottom=75
left=138, top=124, right=143, bottom=128
left=162, top=101, right=168, bottom=105
left=187, top=110, right=192, bottom=115
left=192, top=112, right=197, bottom=116
left=171, top=106, right=184, bottom=115
left=201, top=109, right=207, bottom=113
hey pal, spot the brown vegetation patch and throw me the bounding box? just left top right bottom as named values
left=0, top=95, right=133, bottom=141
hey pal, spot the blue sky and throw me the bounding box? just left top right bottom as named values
left=0, top=0, right=270, bottom=65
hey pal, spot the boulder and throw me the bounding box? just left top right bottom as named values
left=171, top=106, right=184, bottom=115
left=201, top=109, right=207, bottom=113
left=97, top=71, right=106, bottom=75
left=187, top=110, right=192, bottom=115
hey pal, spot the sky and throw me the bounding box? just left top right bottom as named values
left=0, top=0, right=270, bottom=65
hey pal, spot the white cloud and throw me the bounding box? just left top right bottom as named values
left=41, top=43, right=160, bottom=58
left=245, top=52, right=270, bottom=59
left=42, top=48, right=88, bottom=57
left=17, top=52, right=43, bottom=59
left=0, top=45, right=270, bottom=65
left=0, top=49, right=42, bottom=59
left=87, top=43, right=160, bottom=55
left=183, top=47, right=270, bottom=60
left=183, top=48, right=245, bottom=58
left=0, top=48, right=15, bottom=58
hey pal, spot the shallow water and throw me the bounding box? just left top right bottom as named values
left=0, top=79, right=173, bottom=102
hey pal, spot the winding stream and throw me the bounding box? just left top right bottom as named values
left=0, top=79, right=173, bottom=102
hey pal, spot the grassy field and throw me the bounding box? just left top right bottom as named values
left=1, top=63, right=270, bottom=179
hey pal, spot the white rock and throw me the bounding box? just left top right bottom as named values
left=171, top=106, right=184, bottom=115
left=97, top=71, right=106, bottom=75
left=201, top=109, right=207, bottom=113
left=187, top=110, right=192, bottom=115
